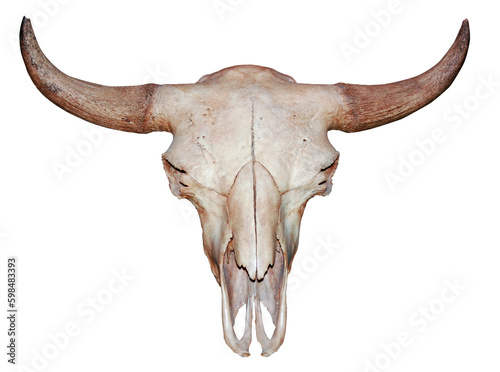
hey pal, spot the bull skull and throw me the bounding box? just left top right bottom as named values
left=20, top=17, right=469, bottom=356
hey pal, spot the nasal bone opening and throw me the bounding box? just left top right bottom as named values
left=259, top=302, right=276, bottom=338
left=233, top=301, right=276, bottom=341
left=234, top=305, right=246, bottom=340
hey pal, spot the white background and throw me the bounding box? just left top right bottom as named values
left=1, top=0, right=499, bottom=371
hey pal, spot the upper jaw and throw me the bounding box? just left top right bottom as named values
left=220, top=243, right=288, bottom=357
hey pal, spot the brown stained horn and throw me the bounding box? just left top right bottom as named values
left=331, top=20, right=470, bottom=133
left=20, top=17, right=164, bottom=134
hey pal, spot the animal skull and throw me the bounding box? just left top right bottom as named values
left=20, top=17, right=469, bottom=356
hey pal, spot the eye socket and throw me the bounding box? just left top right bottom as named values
left=162, top=156, right=191, bottom=196
left=166, top=160, right=189, bottom=187
left=317, top=158, right=339, bottom=188
left=166, top=159, right=187, bottom=174
left=321, top=161, right=336, bottom=172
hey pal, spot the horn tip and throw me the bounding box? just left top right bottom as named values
left=20, top=16, right=33, bottom=41
left=460, top=19, right=470, bottom=42
left=458, top=18, right=470, bottom=54
left=21, top=16, right=31, bottom=30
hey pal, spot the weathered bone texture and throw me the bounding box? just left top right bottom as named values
left=20, top=17, right=469, bottom=357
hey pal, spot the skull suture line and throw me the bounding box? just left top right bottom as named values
left=20, top=17, right=469, bottom=356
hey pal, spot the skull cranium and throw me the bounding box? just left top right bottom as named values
left=20, top=17, right=469, bottom=356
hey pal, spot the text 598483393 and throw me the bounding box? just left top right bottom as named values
left=7, top=257, right=17, bottom=364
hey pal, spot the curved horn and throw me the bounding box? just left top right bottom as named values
left=331, top=20, right=470, bottom=132
left=20, top=17, right=168, bottom=133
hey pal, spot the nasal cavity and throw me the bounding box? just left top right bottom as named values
left=234, top=305, right=247, bottom=340
left=260, top=302, right=276, bottom=338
